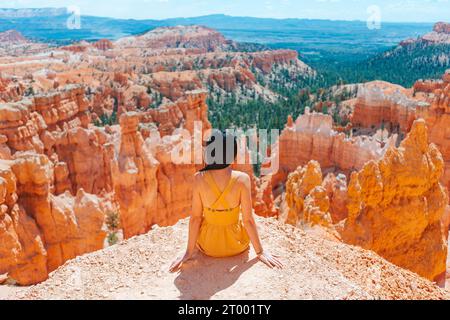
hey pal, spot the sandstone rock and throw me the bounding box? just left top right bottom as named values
left=0, top=77, right=25, bottom=103
left=33, top=85, right=89, bottom=129
left=284, top=160, right=323, bottom=225
left=341, top=119, right=448, bottom=284
left=145, top=90, right=211, bottom=137
left=422, top=22, right=450, bottom=44
left=303, top=186, right=333, bottom=227
left=93, top=39, right=114, bottom=51
left=153, top=134, right=198, bottom=227
left=0, top=99, right=45, bottom=152
left=350, top=81, right=419, bottom=132
left=348, top=71, right=450, bottom=200
left=0, top=151, right=108, bottom=285
left=0, top=30, right=27, bottom=43
left=322, top=173, right=348, bottom=223
left=433, top=22, right=450, bottom=34
left=50, top=126, right=114, bottom=195
left=112, top=112, right=159, bottom=239
left=268, top=108, right=396, bottom=192
left=115, top=25, right=230, bottom=51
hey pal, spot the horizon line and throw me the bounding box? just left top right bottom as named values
left=0, top=8, right=443, bottom=25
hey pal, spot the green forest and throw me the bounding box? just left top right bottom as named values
left=307, top=42, right=450, bottom=88
left=209, top=41, right=449, bottom=131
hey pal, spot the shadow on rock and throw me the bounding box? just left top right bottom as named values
left=174, top=250, right=258, bottom=299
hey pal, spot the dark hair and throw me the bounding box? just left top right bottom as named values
left=200, top=130, right=238, bottom=172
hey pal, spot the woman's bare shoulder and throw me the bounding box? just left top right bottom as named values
left=232, top=170, right=251, bottom=186
left=193, top=171, right=206, bottom=185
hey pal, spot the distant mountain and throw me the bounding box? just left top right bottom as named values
left=0, top=10, right=433, bottom=56
left=324, top=22, right=450, bottom=87
left=0, top=29, right=27, bottom=43
left=115, top=25, right=231, bottom=50
left=401, top=21, right=450, bottom=45
left=0, top=8, right=66, bottom=18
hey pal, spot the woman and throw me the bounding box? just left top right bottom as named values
left=170, top=131, right=282, bottom=272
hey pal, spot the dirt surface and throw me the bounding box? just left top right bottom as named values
left=4, top=218, right=450, bottom=300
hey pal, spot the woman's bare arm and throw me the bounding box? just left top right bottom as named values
left=185, top=174, right=203, bottom=256
left=169, top=174, right=203, bottom=272
left=240, top=174, right=263, bottom=253
left=240, top=174, right=283, bottom=269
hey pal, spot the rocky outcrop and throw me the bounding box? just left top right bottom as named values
left=283, top=160, right=346, bottom=227
left=0, top=77, right=25, bottom=103
left=251, top=50, right=299, bottom=74
left=11, top=217, right=450, bottom=300
left=268, top=108, right=396, bottom=192
left=33, top=85, right=90, bottom=130
left=0, top=153, right=108, bottom=285
left=48, top=126, right=114, bottom=195
left=350, top=81, right=420, bottom=132
left=284, top=161, right=328, bottom=226
left=0, top=158, right=47, bottom=285
left=112, top=112, right=158, bottom=239
left=348, top=71, right=450, bottom=198
left=0, top=85, right=91, bottom=153
left=422, top=22, right=450, bottom=44
left=144, top=90, right=211, bottom=137
left=0, top=99, right=46, bottom=153
left=115, top=25, right=230, bottom=51
left=341, top=119, right=448, bottom=285
left=400, top=22, right=450, bottom=45
left=0, top=30, right=27, bottom=43
left=433, top=22, right=450, bottom=34
left=92, top=39, right=114, bottom=51
left=322, top=173, right=348, bottom=223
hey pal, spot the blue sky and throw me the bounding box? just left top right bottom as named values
left=3, top=0, right=450, bottom=22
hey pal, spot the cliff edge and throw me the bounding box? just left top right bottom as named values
left=7, top=218, right=449, bottom=300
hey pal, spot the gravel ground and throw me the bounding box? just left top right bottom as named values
left=4, top=217, right=450, bottom=300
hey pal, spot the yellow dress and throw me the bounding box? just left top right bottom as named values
left=197, top=172, right=250, bottom=258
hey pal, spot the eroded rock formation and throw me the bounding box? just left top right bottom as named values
left=348, top=70, right=450, bottom=198
left=112, top=113, right=158, bottom=239
left=341, top=119, right=448, bottom=284
left=267, top=108, right=397, bottom=192
left=0, top=152, right=107, bottom=285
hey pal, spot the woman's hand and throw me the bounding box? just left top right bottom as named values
left=258, top=251, right=283, bottom=269
left=169, top=252, right=193, bottom=272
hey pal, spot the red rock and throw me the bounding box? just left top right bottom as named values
left=433, top=22, right=450, bottom=34
left=267, top=108, right=396, bottom=193
left=283, top=160, right=323, bottom=225
left=115, top=25, right=230, bottom=51
left=0, top=151, right=109, bottom=285
left=341, top=119, right=448, bottom=284
left=322, top=173, right=348, bottom=223
left=0, top=30, right=27, bottom=43
left=145, top=90, right=211, bottom=137
left=93, top=39, right=114, bottom=51
left=112, top=112, right=159, bottom=238
left=348, top=71, right=450, bottom=200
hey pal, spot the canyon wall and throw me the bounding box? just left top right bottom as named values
left=267, top=108, right=396, bottom=192
left=341, top=119, right=448, bottom=285
left=349, top=70, right=450, bottom=196
left=281, top=119, right=448, bottom=285
left=0, top=153, right=107, bottom=285
left=0, top=82, right=220, bottom=283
